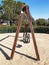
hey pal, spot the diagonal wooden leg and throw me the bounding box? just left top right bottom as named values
left=28, top=18, right=40, bottom=60
left=26, top=8, right=40, bottom=60
left=10, top=13, right=24, bottom=59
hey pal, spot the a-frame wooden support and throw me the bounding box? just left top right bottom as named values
left=10, top=5, right=40, bottom=60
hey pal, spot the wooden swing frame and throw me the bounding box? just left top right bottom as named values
left=10, top=5, right=40, bottom=60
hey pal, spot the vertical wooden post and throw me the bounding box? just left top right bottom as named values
left=10, top=13, right=24, bottom=59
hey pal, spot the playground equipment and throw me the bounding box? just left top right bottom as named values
left=10, top=4, right=40, bottom=60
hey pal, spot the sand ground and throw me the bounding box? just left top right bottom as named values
left=0, top=33, right=49, bottom=65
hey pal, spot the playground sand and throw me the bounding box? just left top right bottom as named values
left=0, top=33, right=49, bottom=65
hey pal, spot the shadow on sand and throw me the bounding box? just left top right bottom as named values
left=0, top=44, right=37, bottom=61
left=0, top=35, right=9, bottom=41
left=0, top=48, right=10, bottom=60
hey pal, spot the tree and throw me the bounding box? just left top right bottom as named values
left=36, top=18, right=45, bottom=26
left=46, top=18, right=49, bottom=26
left=0, top=0, right=28, bottom=26
left=2, top=0, right=16, bottom=20
left=0, top=11, right=3, bottom=19
left=0, top=0, right=23, bottom=25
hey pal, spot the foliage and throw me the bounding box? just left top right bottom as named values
left=0, top=25, right=49, bottom=34
left=34, top=26, right=49, bottom=33
left=0, top=0, right=49, bottom=34
left=0, top=11, right=3, bottom=18
left=0, top=25, right=17, bottom=33
left=36, top=18, right=45, bottom=25
left=0, top=0, right=22, bottom=22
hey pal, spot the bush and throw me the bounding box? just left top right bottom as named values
left=0, top=25, right=17, bottom=33
left=0, top=25, right=49, bottom=34
left=34, top=26, right=49, bottom=34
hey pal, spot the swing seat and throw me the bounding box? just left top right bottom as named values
left=23, top=33, right=30, bottom=43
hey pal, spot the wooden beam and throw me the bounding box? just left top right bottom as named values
left=26, top=8, right=40, bottom=60
left=10, top=12, right=24, bottom=59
